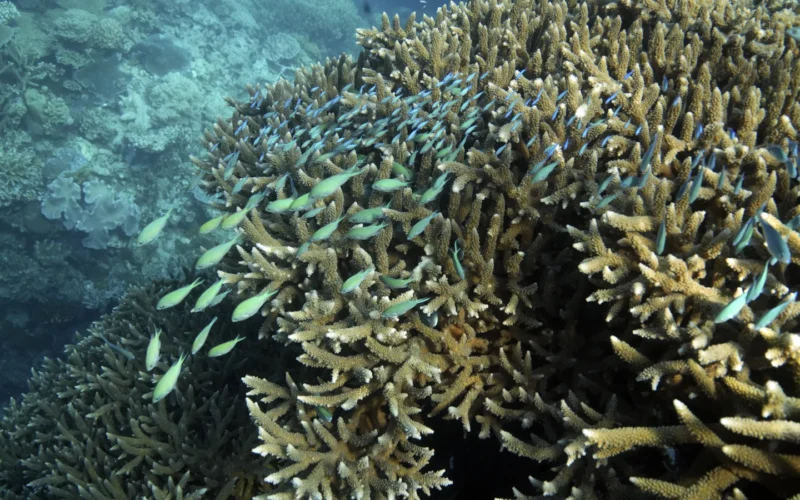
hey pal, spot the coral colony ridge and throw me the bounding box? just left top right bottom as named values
left=4, top=0, right=800, bottom=498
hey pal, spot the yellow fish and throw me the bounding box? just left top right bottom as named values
left=152, top=353, right=187, bottom=403
left=156, top=278, right=203, bottom=310
left=137, top=209, right=172, bottom=245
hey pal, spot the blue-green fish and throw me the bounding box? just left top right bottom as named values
left=199, top=214, right=225, bottom=234
left=137, top=209, right=173, bottom=245
left=341, top=265, right=375, bottom=293
left=192, top=279, right=225, bottom=312
left=531, top=161, right=559, bottom=182
left=310, top=216, right=346, bottom=242
left=350, top=203, right=390, bottom=224
left=156, top=278, right=204, bottom=310
left=382, top=297, right=430, bottom=319
left=98, top=334, right=135, bottom=360
left=266, top=197, right=295, bottom=214
left=345, top=222, right=388, bottom=240
left=309, top=165, right=363, bottom=200
left=289, top=192, right=314, bottom=212
left=754, top=292, right=797, bottom=329
left=392, top=162, right=413, bottom=180
left=407, top=211, right=439, bottom=240
left=372, top=178, right=409, bottom=192
left=745, top=263, right=770, bottom=303
left=223, top=151, right=239, bottom=180
left=451, top=241, right=465, bottom=280
left=759, top=214, right=791, bottom=264
left=316, top=406, right=333, bottom=422
left=192, top=317, right=217, bottom=355
left=208, top=336, right=246, bottom=357
left=303, top=206, right=325, bottom=219
left=655, top=218, right=666, bottom=255
left=232, top=288, right=278, bottom=322
left=379, top=274, right=415, bottom=289
left=220, top=208, right=251, bottom=230
left=152, top=353, right=187, bottom=403
left=196, top=235, right=243, bottom=270
left=146, top=328, right=162, bottom=371
left=714, top=290, right=750, bottom=324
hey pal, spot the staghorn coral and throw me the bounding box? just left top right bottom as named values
left=3, top=0, right=800, bottom=498
left=0, top=279, right=273, bottom=499
left=181, top=0, right=800, bottom=497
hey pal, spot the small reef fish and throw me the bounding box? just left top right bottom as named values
left=137, top=209, right=173, bottom=245
left=372, top=178, right=409, bottom=192
left=759, top=214, right=792, bottom=264
left=345, top=222, right=388, bottom=240
left=316, top=406, right=333, bottom=422
left=192, top=279, right=225, bottom=312
left=152, top=353, right=187, bottom=403
left=146, top=328, right=162, bottom=371
left=341, top=266, right=375, bottom=293
left=754, top=292, right=797, bottom=330
left=208, top=336, right=246, bottom=357
left=451, top=241, right=465, bottom=280
left=156, top=278, right=204, bottom=310
left=382, top=297, right=430, bottom=319
left=407, top=211, right=439, bottom=239
left=309, top=165, right=364, bottom=200
left=195, top=235, right=243, bottom=270
left=198, top=214, right=225, bottom=234
left=232, top=288, right=278, bottom=322
left=310, top=216, right=346, bottom=242
left=745, top=263, right=770, bottom=303
left=192, top=317, right=217, bottom=355
left=349, top=203, right=390, bottom=224
left=98, top=334, right=135, bottom=360
left=714, top=290, right=750, bottom=324
left=266, top=197, right=295, bottom=214
left=379, top=274, right=416, bottom=289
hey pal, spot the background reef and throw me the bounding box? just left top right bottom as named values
left=0, top=0, right=410, bottom=405
left=4, top=0, right=800, bottom=499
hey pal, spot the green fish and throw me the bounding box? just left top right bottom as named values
left=316, top=406, right=333, bottom=422
left=303, top=206, right=325, bottom=219
left=392, top=162, right=413, bottom=180
left=745, top=262, right=770, bottom=303
left=152, top=353, right=187, bottom=403
left=232, top=288, right=278, bottom=322
left=759, top=214, right=792, bottom=264
left=753, top=292, right=797, bottom=330
left=407, top=211, right=439, bottom=240
left=531, top=161, right=559, bottom=182
left=372, top=178, right=409, bottom=193
left=714, top=289, right=750, bottom=324
left=156, top=278, right=204, bottom=310
left=350, top=202, right=390, bottom=224
left=192, top=279, right=225, bottom=312
left=195, top=235, right=243, bottom=270
left=199, top=214, right=225, bottom=234
left=310, top=216, right=346, bottom=242
left=208, top=336, right=246, bottom=357
left=289, top=192, right=314, bottom=211
left=655, top=218, right=666, bottom=256
left=309, top=165, right=363, bottom=200
left=220, top=208, right=251, bottom=230
left=451, top=241, right=465, bottom=280
left=382, top=297, right=430, bottom=319
left=146, top=328, right=162, bottom=371
left=137, top=209, right=173, bottom=245
left=341, top=266, right=375, bottom=293
left=192, top=317, right=218, bottom=355
left=345, top=222, right=388, bottom=240
left=418, top=185, right=445, bottom=205
left=209, top=289, right=230, bottom=307
left=266, top=197, right=295, bottom=214
left=379, top=274, right=416, bottom=289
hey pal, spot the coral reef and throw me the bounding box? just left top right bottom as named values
left=0, top=280, right=274, bottom=499
left=184, top=0, right=800, bottom=497
left=5, top=0, right=800, bottom=498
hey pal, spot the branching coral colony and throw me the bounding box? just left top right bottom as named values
left=7, top=0, right=800, bottom=498
left=180, top=0, right=800, bottom=496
